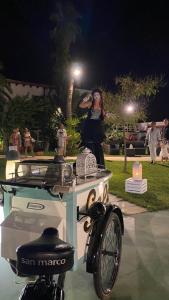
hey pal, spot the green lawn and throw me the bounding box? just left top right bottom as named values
left=106, top=161, right=169, bottom=211
left=0, top=158, right=169, bottom=211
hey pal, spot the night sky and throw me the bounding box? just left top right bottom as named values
left=1, top=0, right=169, bottom=120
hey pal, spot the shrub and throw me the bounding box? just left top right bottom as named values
left=65, top=118, right=81, bottom=155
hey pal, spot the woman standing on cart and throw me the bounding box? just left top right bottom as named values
left=79, top=88, right=105, bottom=168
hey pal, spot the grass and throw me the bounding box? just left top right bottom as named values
left=0, top=158, right=169, bottom=211
left=106, top=161, right=169, bottom=211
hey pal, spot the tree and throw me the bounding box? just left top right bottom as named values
left=0, top=93, right=60, bottom=152
left=104, top=75, right=163, bottom=172
left=27, top=96, right=61, bottom=150
left=0, top=73, right=12, bottom=150
left=50, top=1, right=81, bottom=116
left=65, top=117, right=80, bottom=155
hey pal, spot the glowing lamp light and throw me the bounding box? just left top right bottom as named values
left=71, top=64, right=82, bottom=80
left=73, top=68, right=81, bottom=78
left=132, top=161, right=142, bottom=180
left=6, top=146, right=20, bottom=179
left=126, top=104, right=134, bottom=113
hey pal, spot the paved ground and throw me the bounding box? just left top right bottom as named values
left=0, top=207, right=169, bottom=300
left=108, top=194, right=147, bottom=215
left=0, top=154, right=167, bottom=300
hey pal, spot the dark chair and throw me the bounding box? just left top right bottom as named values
left=126, top=148, right=135, bottom=157
left=110, top=144, right=120, bottom=155
left=126, top=141, right=146, bottom=155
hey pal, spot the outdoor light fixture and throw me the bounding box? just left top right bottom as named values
left=70, top=63, right=82, bottom=79
left=125, top=161, right=147, bottom=194
left=72, top=68, right=82, bottom=78
left=125, top=104, right=135, bottom=113
left=67, top=63, right=83, bottom=119
left=6, top=146, right=20, bottom=179
left=132, top=161, right=142, bottom=180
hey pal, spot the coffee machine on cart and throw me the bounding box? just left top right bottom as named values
left=0, top=148, right=124, bottom=300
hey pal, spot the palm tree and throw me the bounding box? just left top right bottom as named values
left=50, top=1, right=81, bottom=116
left=0, top=72, right=12, bottom=150
left=50, top=2, right=81, bottom=49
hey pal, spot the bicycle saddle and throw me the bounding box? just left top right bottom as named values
left=17, top=227, right=74, bottom=276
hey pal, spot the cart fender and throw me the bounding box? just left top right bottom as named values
left=86, top=204, right=123, bottom=273
left=112, top=205, right=124, bottom=235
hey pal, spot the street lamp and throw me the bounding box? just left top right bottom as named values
left=124, top=103, right=135, bottom=114
left=71, top=67, right=81, bottom=78
left=66, top=64, right=82, bottom=119
left=123, top=103, right=135, bottom=172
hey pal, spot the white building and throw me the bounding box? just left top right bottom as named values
left=7, top=78, right=57, bottom=97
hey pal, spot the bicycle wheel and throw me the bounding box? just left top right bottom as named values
left=93, top=212, right=122, bottom=300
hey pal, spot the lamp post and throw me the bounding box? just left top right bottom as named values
left=123, top=103, right=135, bottom=172
left=66, top=65, right=82, bottom=119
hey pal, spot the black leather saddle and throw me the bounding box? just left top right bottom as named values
left=17, top=228, right=74, bottom=276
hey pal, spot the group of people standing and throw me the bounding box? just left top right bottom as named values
left=79, top=88, right=169, bottom=167
left=145, top=119, right=169, bottom=163
left=10, top=128, right=34, bottom=156
left=9, top=91, right=169, bottom=166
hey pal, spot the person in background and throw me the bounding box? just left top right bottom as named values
left=23, top=128, right=34, bottom=156
left=10, top=128, right=21, bottom=152
left=57, top=123, right=67, bottom=156
left=145, top=121, right=161, bottom=164
left=161, top=118, right=169, bottom=153
left=79, top=88, right=105, bottom=168
left=159, top=140, right=169, bottom=161
left=16, top=128, right=22, bottom=152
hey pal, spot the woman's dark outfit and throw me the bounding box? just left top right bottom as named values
left=81, top=108, right=105, bottom=167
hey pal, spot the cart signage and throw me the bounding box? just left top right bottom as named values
left=21, top=257, right=66, bottom=266
left=27, top=202, right=45, bottom=210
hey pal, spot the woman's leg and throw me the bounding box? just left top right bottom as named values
left=95, top=143, right=105, bottom=168
left=85, top=142, right=105, bottom=168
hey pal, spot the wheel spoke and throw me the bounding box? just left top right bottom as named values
left=100, top=217, right=121, bottom=292
left=93, top=213, right=122, bottom=299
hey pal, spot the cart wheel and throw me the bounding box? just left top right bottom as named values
left=93, top=212, right=122, bottom=300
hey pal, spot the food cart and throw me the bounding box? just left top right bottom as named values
left=0, top=149, right=124, bottom=300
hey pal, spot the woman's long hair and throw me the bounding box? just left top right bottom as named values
left=88, top=88, right=105, bottom=120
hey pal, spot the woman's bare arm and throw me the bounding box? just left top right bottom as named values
left=79, top=95, right=92, bottom=109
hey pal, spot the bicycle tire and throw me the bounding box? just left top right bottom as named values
left=93, top=212, right=122, bottom=300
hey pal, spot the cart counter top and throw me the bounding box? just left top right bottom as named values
left=0, top=169, right=112, bottom=193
